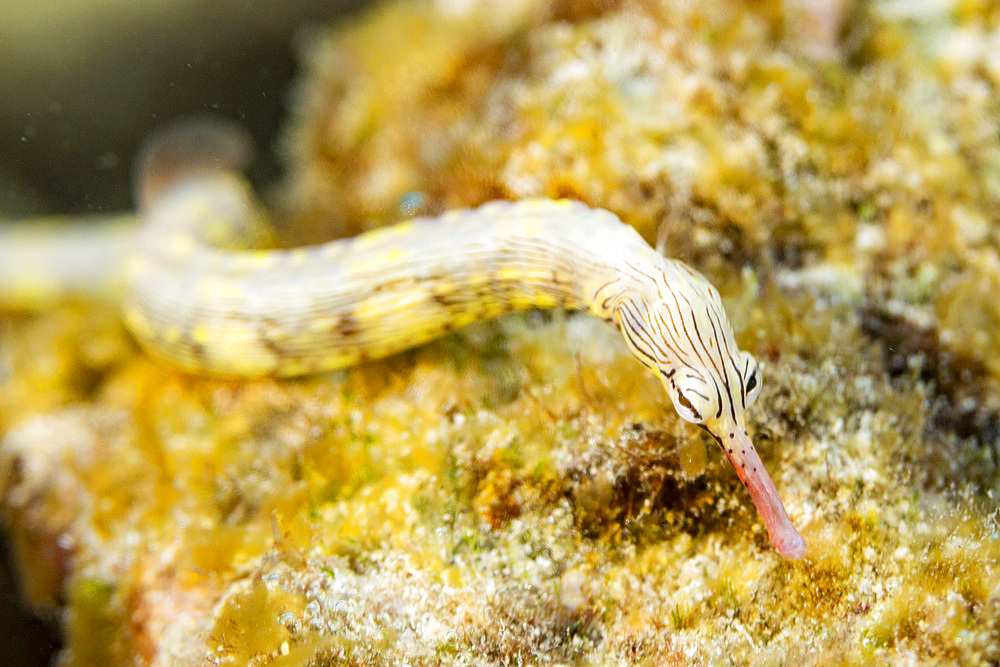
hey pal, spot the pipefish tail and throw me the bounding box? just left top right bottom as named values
left=0, top=214, right=135, bottom=308
left=21, top=118, right=809, bottom=559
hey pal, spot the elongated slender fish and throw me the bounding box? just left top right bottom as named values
left=15, top=119, right=809, bottom=558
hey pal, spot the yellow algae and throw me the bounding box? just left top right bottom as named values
left=208, top=570, right=322, bottom=667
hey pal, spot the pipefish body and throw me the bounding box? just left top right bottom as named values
left=13, top=120, right=809, bottom=559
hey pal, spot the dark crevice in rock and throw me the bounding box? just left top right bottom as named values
left=859, top=304, right=1000, bottom=452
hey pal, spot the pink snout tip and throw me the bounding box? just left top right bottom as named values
left=772, top=524, right=807, bottom=559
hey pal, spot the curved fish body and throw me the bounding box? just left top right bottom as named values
left=12, top=119, right=809, bottom=558
left=124, top=180, right=654, bottom=378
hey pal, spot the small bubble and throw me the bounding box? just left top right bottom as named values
left=279, top=612, right=301, bottom=634
left=399, top=191, right=426, bottom=217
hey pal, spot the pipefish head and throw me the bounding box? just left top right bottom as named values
left=615, top=263, right=805, bottom=559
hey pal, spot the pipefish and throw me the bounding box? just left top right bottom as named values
left=5, top=119, right=808, bottom=559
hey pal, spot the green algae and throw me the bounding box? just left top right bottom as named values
left=63, top=575, right=130, bottom=666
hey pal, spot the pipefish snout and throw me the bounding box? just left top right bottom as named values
left=122, top=118, right=806, bottom=559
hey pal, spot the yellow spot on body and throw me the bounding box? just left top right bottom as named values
left=308, top=316, right=337, bottom=333
left=518, top=199, right=547, bottom=212
left=194, top=323, right=276, bottom=375
left=354, top=291, right=425, bottom=321
left=191, top=324, right=213, bottom=346
left=230, top=251, right=277, bottom=272
left=451, top=311, right=479, bottom=330
left=519, top=220, right=541, bottom=235
left=122, top=255, right=150, bottom=279
left=162, top=325, right=183, bottom=344
left=168, top=234, right=196, bottom=257
left=289, top=248, right=311, bottom=265
left=322, top=240, right=349, bottom=257
left=195, top=276, right=243, bottom=300
left=534, top=292, right=558, bottom=308
left=379, top=247, right=408, bottom=264
left=508, top=294, right=536, bottom=309
left=346, top=258, right=385, bottom=274
left=497, top=267, right=525, bottom=282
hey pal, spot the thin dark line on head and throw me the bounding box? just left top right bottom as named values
left=653, top=308, right=695, bottom=368
left=705, top=305, right=739, bottom=421
left=710, top=305, right=746, bottom=410
left=688, top=388, right=710, bottom=401
left=618, top=303, right=659, bottom=367
left=621, top=298, right=684, bottom=367
left=681, top=292, right=728, bottom=420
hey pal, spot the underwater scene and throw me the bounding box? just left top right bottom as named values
left=1, top=0, right=999, bottom=664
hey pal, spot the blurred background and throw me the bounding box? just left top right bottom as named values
left=0, top=0, right=373, bottom=217
left=0, top=1, right=373, bottom=663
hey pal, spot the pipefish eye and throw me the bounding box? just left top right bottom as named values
left=741, top=351, right=761, bottom=406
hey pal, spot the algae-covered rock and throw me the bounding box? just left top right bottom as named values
left=2, top=0, right=1000, bottom=664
